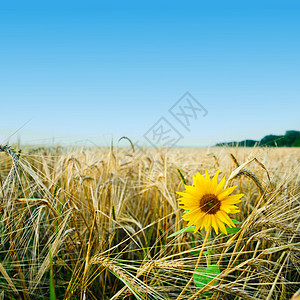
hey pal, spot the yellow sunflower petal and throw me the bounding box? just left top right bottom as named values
left=211, top=214, right=219, bottom=234
left=211, top=170, right=219, bottom=193
left=176, top=191, right=189, bottom=197
left=220, top=201, right=239, bottom=213
left=216, top=175, right=226, bottom=195
left=204, top=170, right=214, bottom=193
left=194, top=223, right=201, bottom=233
left=194, top=172, right=210, bottom=193
left=217, top=210, right=235, bottom=227
left=178, top=198, right=200, bottom=206
left=177, top=193, right=198, bottom=202
left=193, top=173, right=205, bottom=188
left=205, top=170, right=210, bottom=180
left=195, top=172, right=205, bottom=184
left=182, top=209, right=201, bottom=219
left=203, top=214, right=212, bottom=231
left=183, top=185, right=201, bottom=196
left=221, top=194, right=244, bottom=205
left=215, top=215, right=227, bottom=234
left=220, top=204, right=231, bottom=213
left=193, top=213, right=206, bottom=232
left=218, top=185, right=238, bottom=200
left=179, top=203, right=199, bottom=211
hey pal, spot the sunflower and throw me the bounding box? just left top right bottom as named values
left=177, top=170, right=243, bottom=234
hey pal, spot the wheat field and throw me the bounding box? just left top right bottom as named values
left=0, top=144, right=299, bottom=299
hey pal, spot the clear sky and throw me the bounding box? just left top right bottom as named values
left=0, top=1, right=299, bottom=146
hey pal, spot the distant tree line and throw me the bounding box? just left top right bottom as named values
left=216, top=130, right=300, bottom=147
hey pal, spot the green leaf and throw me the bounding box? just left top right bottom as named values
left=167, top=226, right=195, bottom=238
left=177, top=168, right=187, bottom=185
left=226, top=226, right=241, bottom=234
left=215, top=219, right=242, bottom=237
left=190, top=250, right=209, bottom=256
left=52, top=183, right=59, bottom=199
left=112, top=205, right=116, bottom=221
left=231, top=219, right=242, bottom=225
left=193, top=265, right=220, bottom=288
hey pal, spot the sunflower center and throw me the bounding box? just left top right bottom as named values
left=200, top=194, right=220, bottom=214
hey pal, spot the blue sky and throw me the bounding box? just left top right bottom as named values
left=0, top=1, right=299, bottom=146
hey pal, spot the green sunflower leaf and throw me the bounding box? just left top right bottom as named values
left=193, top=264, right=220, bottom=288
left=231, top=219, right=242, bottom=225
left=226, top=226, right=241, bottom=234
left=167, top=226, right=195, bottom=238
left=216, top=225, right=241, bottom=237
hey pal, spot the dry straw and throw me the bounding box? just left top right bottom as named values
left=0, top=144, right=298, bottom=299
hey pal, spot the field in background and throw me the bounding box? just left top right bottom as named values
left=0, top=145, right=299, bottom=299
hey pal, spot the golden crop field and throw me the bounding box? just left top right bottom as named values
left=0, top=145, right=299, bottom=299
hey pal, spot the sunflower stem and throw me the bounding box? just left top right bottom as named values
left=176, top=227, right=211, bottom=300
